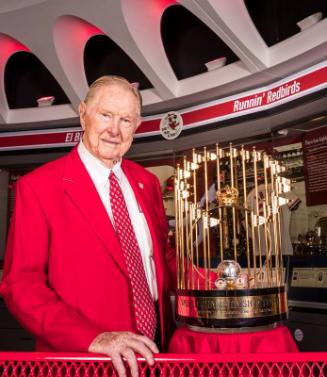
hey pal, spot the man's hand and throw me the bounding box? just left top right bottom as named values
left=88, top=332, right=159, bottom=377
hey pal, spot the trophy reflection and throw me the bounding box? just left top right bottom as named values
left=175, top=144, right=290, bottom=329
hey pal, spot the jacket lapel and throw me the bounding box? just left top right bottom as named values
left=62, top=148, right=128, bottom=276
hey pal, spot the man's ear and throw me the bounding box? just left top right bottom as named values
left=79, top=101, right=87, bottom=130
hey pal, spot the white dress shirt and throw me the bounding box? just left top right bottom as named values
left=78, top=141, right=158, bottom=300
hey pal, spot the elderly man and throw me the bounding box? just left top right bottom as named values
left=1, top=76, right=175, bottom=377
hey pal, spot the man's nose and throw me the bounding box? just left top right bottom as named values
left=108, top=116, right=120, bottom=134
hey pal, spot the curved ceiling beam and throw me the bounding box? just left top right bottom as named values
left=0, top=2, right=85, bottom=113
left=78, top=0, right=176, bottom=101
left=120, top=0, right=178, bottom=97
left=177, top=0, right=268, bottom=71
left=53, top=15, right=103, bottom=108
left=270, top=19, right=327, bottom=66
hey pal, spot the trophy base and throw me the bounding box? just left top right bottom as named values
left=176, top=286, right=287, bottom=329
left=187, top=323, right=276, bottom=333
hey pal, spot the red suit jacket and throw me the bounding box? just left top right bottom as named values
left=0, top=147, right=175, bottom=351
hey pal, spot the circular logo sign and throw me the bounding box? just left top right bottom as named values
left=160, top=111, right=183, bottom=140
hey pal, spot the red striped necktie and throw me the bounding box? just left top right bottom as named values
left=109, top=171, right=157, bottom=339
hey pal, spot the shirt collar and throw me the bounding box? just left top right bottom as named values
left=78, top=141, right=123, bottom=186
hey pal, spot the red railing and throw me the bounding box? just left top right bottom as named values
left=1, top=353, right=327, bottom=377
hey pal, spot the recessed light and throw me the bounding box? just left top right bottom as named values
left=297, top=12, right=322, bottom=31
left=205, top=57, right=227, bottom=71
left=36, top=96, right=55, bottom=107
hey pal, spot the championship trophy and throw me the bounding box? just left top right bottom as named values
left=175, top=144, right=291, bottom=330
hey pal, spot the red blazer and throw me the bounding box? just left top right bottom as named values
left=1, top=147, right=175, bottom=351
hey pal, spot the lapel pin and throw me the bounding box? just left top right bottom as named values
left=138, top=182, right=144, bottom=189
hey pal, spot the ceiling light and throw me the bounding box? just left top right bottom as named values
left=297, top=12, right=322, bottom=31
left=205, top=57, right=226, bottom=72
left=36, top=96, right=55, bottom=107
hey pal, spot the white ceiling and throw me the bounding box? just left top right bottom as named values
left=0, top=0, right=326, bottom=134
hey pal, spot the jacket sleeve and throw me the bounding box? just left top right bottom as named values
left=0, top=178, right=102, bottom=351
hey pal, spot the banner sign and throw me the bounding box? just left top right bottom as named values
left=303, top=127, right=327, bottom=206
left=0, top=129, right=83, bottom=151
left=0, top=61, right=326, bottom=151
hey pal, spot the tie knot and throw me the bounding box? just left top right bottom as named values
left=109, top=171, right=117, bottom=183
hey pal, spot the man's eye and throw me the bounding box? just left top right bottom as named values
left=101, top=113, right=112, bottom=120
left=121, top=118, right=131, bottom=127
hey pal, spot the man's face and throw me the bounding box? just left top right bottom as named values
left=79, top=84, right=141, bottom=168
